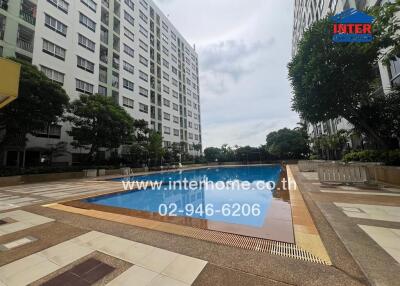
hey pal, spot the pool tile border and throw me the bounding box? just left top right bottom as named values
left=286, top=165, right=331, bottom=264
left=44, top=202, right=331, bottom=265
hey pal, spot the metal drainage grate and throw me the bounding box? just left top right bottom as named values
left=154, top=224, right=330, bottom=265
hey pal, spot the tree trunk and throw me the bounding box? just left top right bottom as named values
left=344, top=109, right=388, bottom=149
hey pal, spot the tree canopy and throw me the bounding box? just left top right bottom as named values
left=0, top=58, right=69, bottom=149
left=67, top=94, right=134, bottom=162
left=266, top=128, right=309, bottom=159
left=288, top=2, right=400, bottom=148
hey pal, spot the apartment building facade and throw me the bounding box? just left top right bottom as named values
left=292, top=0, right=399, bottom=147
left=0, top=0, right=202, bottom=166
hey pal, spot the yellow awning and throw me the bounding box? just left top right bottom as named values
left=0, top=58, right=21, bottom=109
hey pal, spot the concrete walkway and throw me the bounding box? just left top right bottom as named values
left=0, top=174, right=372, bottom=285
left=292, top=165, right=400, bottom=286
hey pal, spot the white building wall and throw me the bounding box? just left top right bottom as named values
left=21, top=0, right=201, bottom=164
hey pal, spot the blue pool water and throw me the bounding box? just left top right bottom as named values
left=85, top=165, right=282, bottom=228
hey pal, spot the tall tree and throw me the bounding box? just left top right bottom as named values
left=288, top=2, right=400, bottom=148
left=67, top=94, right=134, bottom=162
left=0, top=59, right=69, bottom=165
left=266, top=128, right=309, bottom=159
left=147, top=131, right=164, bottom=166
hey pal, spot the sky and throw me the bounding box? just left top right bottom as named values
left=153, top=0, right=299, bottom=148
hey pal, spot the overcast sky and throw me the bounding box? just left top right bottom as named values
left=154, top=0, right=299, bottom=148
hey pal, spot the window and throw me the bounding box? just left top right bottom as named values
left=81, top=0, right=96, bottom=12
left=42, top=39, right=66, bottom=60
left=172, top=66, right=177, bottom=75
left=124, top=0, right=134, bottom=11
left=123, top=96, right=134, bottom=108
left=139, top=70, right=148, bottom=82
left=171, top=54, right=177, bottom=63
left=163, top=72, right=169, bottom=81
left=172, top=90, right=178, bottom=98
left=173, top=129, right=179, bottom=136
left=139, top=103, right=148, bottom=113
left=163, top=98, right=170, bottom=107
left=162, top=45, right=169, bottom=56
left=139, top=86, right=148, bottom=97
left=162, top=21, right=168, bottom=32
left=78, top=34, right=95, bottom=52
left=194, top=113, right=198, bottom=119
left=123, top=61, right=134, bottom=74
left=171, top=43, right=177, bottom=52
left=124, top=44, right=134, bottom=57
left=164, top=126, right=170, bottom=134
left=163, top=84, right=169, bottom=94
left=188, top=110, right=192, bottom=117
left=41, top=65, right=64, bottom=84
left=47, top=0, right=69, bottom=13
left=79, top=13, right=96, bottom=32
left=173, top=116, right=179, bottom=123
left=77, top=56, right=95, bottom=73
left=164, top=112, right=170, bottom=121
left=162, top=59, right=169, bottom=68
left=139, top=25, right=148, bottom=38
left=98, top=86, right=107, bottom=96
left=45, top=14, right=67, bottom=36
left=139, top=40, right=148, bottom=52
left=76, top=79, right=93, bottom=94
left=139, top=10, right=148, bottom=23
left=124, top=27, right=134, bottom=42
left=188, top=133, right=193, bottom=139
left=188, top=121, right=193, bottom=128
left=139, top=55, right=148, bottom=66
left=139, top=0, right=148, bottom=10
left=195, top=134, right=199, bottom=140
left=162, top=33, right=168, bottom=44
left=171, top=31, right=176, bottom=40
left=172, top=103, right=178, bottom=111
left=123, top=78, right=134, bottom=91
left=187, top=99, right=192, bottom=107
left=172, top=78, right=178, bottom=87
left=124, top=11, right=135, bottom=26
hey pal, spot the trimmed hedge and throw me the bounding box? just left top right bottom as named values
left=343, top=149, right=400, bottom=166
left=0, top=165, right=120, bottom=177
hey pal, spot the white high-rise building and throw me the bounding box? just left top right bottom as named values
left=292, top=0, right=398, bottom=147
left=0, top=0, right=202, bottom=166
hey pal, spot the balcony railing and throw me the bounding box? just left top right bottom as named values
left=20, top=10, right=36, bottom=25
left=17, top=37, right=33, bottom=52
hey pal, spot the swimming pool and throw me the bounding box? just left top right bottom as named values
left=84, top=165, right=293, bottom=242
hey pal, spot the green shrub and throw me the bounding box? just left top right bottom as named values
left=343, top=149, right=400, bottom=166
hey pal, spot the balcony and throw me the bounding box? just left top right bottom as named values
left=0, top=15, right=5, bottom=40
left=100, top=27, right=108, bottom=44
left=100, top=46, right=108, bottom=64
left=112, top=54, right=119, bottom=70
left=20, top=0, right=36, bottom=25
left=99, top=67, right=107, bottom=83
left=17, top=25, right=34, bottom=53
